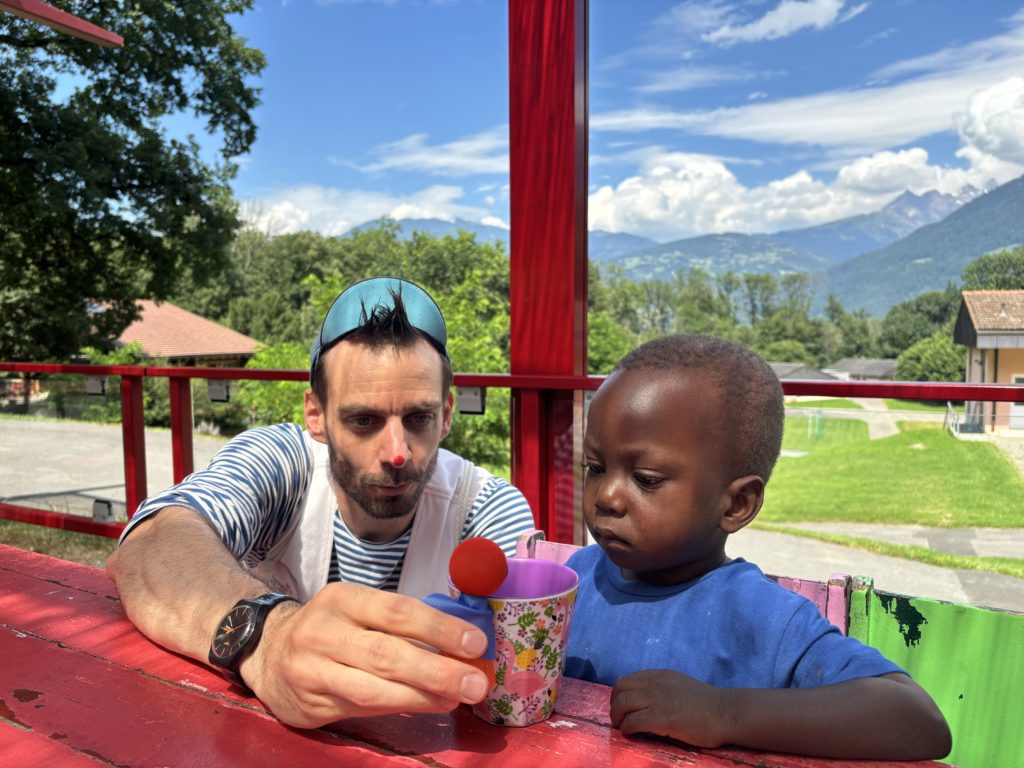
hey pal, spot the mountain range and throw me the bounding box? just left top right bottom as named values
left=347, top=176, right=1023, bottom=317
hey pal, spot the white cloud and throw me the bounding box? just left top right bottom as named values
left=955, top=77, right=1024, bottom=166
left=594, top=52, right=1024, bottom=157
left=240, top=184, right=497, bottom=236
left=594, top=16, right=1024, bottom=158
left=636, top=64, right=752, bottom=94
left=588, top=136, right=1021, bottom=241
left=481, top=215, right=510, bottom=229
left=835, top=148, right=939, bottom=194
left=703, top=0, right=851, bottom=46
left=873, top=20, right=1024, bottom=81
left=350, top=127, right=509, bottom=176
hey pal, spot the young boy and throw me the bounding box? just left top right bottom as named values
left=565, top=335, right=951, bottom=761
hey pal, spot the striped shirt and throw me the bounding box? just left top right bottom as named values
left=122, top=423, right=535, bottom=591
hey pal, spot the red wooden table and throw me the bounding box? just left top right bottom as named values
left=0, top=543, right=945, bottom=767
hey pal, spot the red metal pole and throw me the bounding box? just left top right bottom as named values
left=0, top=502, right=124, bottom=538
left=120, top=375, right=147, bottom=518
left=508, top=0, right=589, bottom=544
left=169, top=377, right=194, bottom=483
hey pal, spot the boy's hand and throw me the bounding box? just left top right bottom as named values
left=610, top=669, right=730, bottom=748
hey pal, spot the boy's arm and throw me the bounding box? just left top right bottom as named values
left=611, top=669, right=951, bottom=761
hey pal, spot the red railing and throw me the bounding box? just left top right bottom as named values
left=4, top=361, right=1024, bottom=542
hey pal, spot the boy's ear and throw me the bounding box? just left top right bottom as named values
left=719, top=475, right=766, bottom=534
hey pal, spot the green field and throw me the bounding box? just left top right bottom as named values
left=782, top=414, right=868, bottom=453
left=786, top=398, right=862, bottom=410
left=766, top=424, right=1024, bottom=528
left=883, top=398, right=961, bottom=414
left=0, top=520, right=116, bottom=567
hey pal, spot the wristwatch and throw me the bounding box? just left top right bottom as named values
left=208, top=592, right=298, bottom=687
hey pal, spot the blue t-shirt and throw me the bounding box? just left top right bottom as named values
left=565, top=544, right=903, bottom=689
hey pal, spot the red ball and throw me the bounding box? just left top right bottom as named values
left=449, top=537, right=508, bottom=596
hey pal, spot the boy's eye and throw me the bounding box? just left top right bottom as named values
left=633, top=473, right=663, bottom=488
left=582, top=461, right=604, bottom=475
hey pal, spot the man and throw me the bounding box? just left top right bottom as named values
left=107, top=277, right=535, bottom=729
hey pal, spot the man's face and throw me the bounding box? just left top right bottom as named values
left=305, top=337, right=453, bottom=540
left=325, top=435, right=439, bottom=522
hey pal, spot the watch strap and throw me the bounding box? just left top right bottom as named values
left=209, top=592, right=298, bottom=687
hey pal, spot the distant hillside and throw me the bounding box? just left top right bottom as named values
left=771, top=187, right=981, bottom=265
left=348, top=218, right=659, bottom=263
left=594, top=186, right=977, bottom=280
left=614, top=233, right=828, bottom=281
left=349, top=217, right=511, bottom=246
left=588, top=229, right=659, bottom=262
left=825, top=175, right=1024, bottom=316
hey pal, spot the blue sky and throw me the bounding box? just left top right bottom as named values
left=211, top=1, right=1024, bottom=242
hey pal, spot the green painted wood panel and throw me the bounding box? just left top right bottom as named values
left=849, top=577, right=1024, bottom=768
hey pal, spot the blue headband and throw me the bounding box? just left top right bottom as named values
left=309, top=277, right=448, bottom=383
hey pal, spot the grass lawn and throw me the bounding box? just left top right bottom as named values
left=782, top=414, right=868, bottom=453
left=0, top=519, right=116, bottom=567
left=883, top=398, right=961, bottom=413
left=764, top=427, right=1024, bottom=528
left=786, top=398, right=863, bottom=410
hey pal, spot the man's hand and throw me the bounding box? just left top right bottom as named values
left=610, top=669, right=729, bottom=748
left=244, top=583, right=490, bottom=728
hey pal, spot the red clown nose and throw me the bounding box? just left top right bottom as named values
left=392, top=454, right=406, bottom=467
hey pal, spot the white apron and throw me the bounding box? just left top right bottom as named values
left=249, top=432, right=485, bottom=601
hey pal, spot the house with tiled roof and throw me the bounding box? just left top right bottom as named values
left=768, top=362, right=836, bottom=380
left=953, top=290, right=1024, bottom=431
left=119, top=300, right=261, bottom=367
left=822, top=357, right=898, bottom=381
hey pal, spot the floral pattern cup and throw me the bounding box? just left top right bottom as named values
left=452, top=558, right=579, bottom=727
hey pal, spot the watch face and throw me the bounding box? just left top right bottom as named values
left=210, top=604, right=258, bottom=662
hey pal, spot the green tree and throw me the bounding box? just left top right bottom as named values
left=897, top=330, right=965, bottom=382
left=878, top=286, right=961, bottom=358
left=235, top=342, right=309, bottom=425
left=824, top=295, right=880, bottom=360
left=961, top=246, right=1024, bottom=290
left=760, top=339, right=814, bottom=365
left=588, top=311, right=634, bottom=374
left=740, top=273, right=778, bottom=326
left=671, top=268, right=738, bottom=337
left=1, top=1, right=265, bottom=362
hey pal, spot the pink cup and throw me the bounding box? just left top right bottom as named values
left=451, top=558, right=579, bottom=727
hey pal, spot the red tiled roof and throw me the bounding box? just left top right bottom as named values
left=961, top=290, right=1024, bottom=331
left=119, top=300, right=261, bottom=359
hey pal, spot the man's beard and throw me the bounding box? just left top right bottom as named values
left=327, top=439, right=438, bottom=521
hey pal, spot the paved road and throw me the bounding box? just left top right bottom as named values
left=3, top=417, right=1024, bottom=614
left=0, top=418, right=229, bottom=516
left=728, top=524, right=1024, bottom=614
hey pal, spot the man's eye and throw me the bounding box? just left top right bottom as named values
left=350, top=416, right=375, bottom=428
left=408, top=412, right=435, bottom=426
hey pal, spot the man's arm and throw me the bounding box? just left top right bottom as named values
left=107, top=507, right=492, bottom=729
left=610, top=669, right=951, bottom=760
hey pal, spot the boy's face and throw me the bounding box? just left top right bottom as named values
left=582, top=367, right=737, bottom=585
